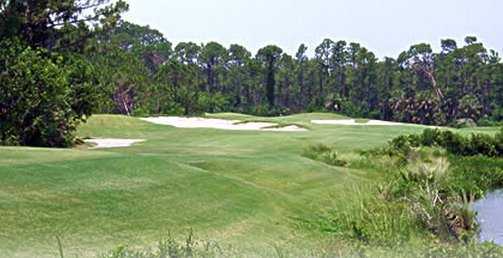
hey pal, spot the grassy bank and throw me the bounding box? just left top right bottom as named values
left=299, top=129, right=503, bottom=256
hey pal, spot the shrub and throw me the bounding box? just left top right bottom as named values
left=197, top=92, right=230, bottom=114
left=440, top=131, right=469, bottom=155
left=420, top=128, right=437, bottom=146
left=0, top=39, right=95, bottom=147
left=469, top=133, right=497, bottom=156
left=386, top=129, right=502, bottom=158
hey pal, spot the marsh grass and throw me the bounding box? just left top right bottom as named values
left=373, top=144, right=497, bottom=242
left=297, top=184, right=421, bottom=247
left=290, top=129, right=500, bottom=248
left=301, top=146, right=490, bottom=248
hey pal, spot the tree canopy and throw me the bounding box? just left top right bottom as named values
left=1, top=2, right=502, bottom=147
left=0, top=0, right=127, bottom=146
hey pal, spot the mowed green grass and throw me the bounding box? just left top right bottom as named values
left=0, top=113, right=498, bottom=257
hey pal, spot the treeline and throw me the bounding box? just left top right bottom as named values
left=89, top=22, right=503, bottom=126
left=1, top=1, right=502, bottom=147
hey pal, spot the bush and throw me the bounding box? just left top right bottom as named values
left=440, top=131, right=469, bottom=155
left=469, top=133, right=497, bottom=156
left=419, top=128, right=437, bottom=146
left=387, top=128, right=502, bottom=157
left=0, top=39, right=95, bottom=147
left=197, top=92, right=230, bottom=114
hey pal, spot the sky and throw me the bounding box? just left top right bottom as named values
left=123, top=0, right=503, bottom=58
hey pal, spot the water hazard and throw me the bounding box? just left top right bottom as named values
left=473, top=189, right=503, bottom=245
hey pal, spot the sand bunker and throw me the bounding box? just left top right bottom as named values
left=141, top=117, right=307, bottom=132
left=84, top=139, right=145, bottom=149
left=311, top=119, right=407, bottom=126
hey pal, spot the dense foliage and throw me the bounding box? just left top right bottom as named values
left=0, top=39, right=96, bottom=146
left=86, top=24, right=503, bottom=125
left=0, top=0, right=127, bottom=146
left=386, top=128, right=503, bottom=157
left=0, top=0, right=127, bottom=52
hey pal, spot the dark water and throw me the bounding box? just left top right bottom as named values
left=473, top=189, right=503, bottom=245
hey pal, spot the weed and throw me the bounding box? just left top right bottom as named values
left=100, top=231, right=227, bottom=258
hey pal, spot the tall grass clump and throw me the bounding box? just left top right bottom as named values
left=371, top=129, right=503, bottom=242
left=302, top=144, right=348, bottom=167
left=100, top=231, right=229, bottom=258
left=388, top=152, right=478, bottom=241
left=297, top=184, right=421, bottom=247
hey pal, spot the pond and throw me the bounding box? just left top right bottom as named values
left=473, top=189, right=503, bottom=245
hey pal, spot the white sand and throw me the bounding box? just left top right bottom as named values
left=84, top=139, right=145, bottom=149
left=311, top=119, right=409, bottom=126
left=141, top=117, right=307, bottom=132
